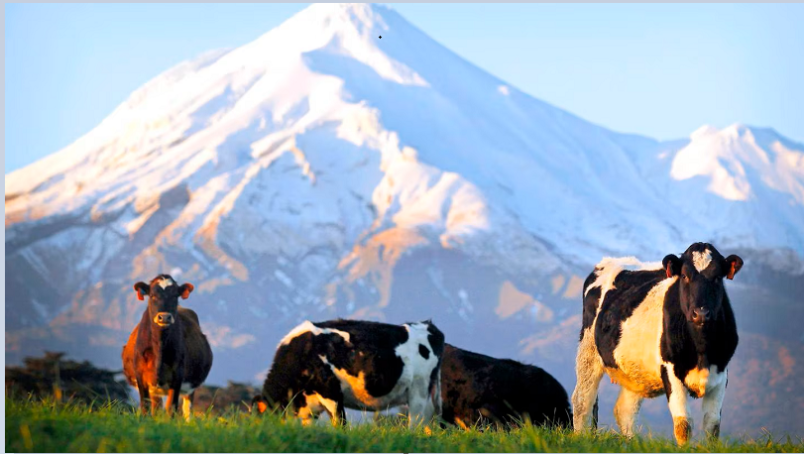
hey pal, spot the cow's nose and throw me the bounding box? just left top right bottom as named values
left=691, top=307, right=710, bottom=324
left=154, top=312, right=174, bottom=326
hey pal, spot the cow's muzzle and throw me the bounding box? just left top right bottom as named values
left=691, top=307, right=710, bottom=326
left=154, top=312, right=175, bottom=327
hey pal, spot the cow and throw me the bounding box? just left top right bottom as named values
left=252, top=319, right=444, bottom=428
left=122, top=274, right=213, bottom=420
left=441, top=344, right=572, bottom=429
left=571, top=243, right=743, bottom=445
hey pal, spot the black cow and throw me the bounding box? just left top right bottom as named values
left=122, top=274, right=213, bottom=419
left=441, top=344, right=572, bottom=429
left=572, top=243, right=743, bottom=445
left=253, top=319, right=445, bottom=427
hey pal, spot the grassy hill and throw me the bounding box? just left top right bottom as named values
left=5, top=397, right=802, bottom=453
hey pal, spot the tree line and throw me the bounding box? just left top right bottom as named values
left=5, top=351, right=256, bottom=413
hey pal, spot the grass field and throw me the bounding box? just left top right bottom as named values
left=5, top=397, right=803, bottom=453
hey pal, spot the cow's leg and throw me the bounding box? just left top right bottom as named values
left=181, top=391, right=194, bottom=422
left=613, top=387, right=643, bottom=437
left=407, top=397, right=429, bottom=428
left=662, top=364, right=692, bottom=445
left=316, top=394, right=343, bottom=427
left=172, top=386, right=182, bottom=415
left=702, top=369, right=727, bottom=439
left=137, top=382, right=150, bottom=416
left=407, top=377, right=434, bottom=428
left=148, top=387, right=162, bottom=416
left=166, top=379, right=183, bottom=418
left=298, top=393, right=334, bottom=426
left=296, top=395, right=317, bottom=426
left=325, top=401, right=346, bottom=428
left=149, top=390, right=162, bottom=416
left=572, top=327, right=605, bottom=432
left=166, top=388, right=178, bottom=417
left=319, top=377, right=346, bottom=427
left=297, top=406, right=316, bottom=426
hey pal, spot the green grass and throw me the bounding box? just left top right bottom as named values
left=5, top=397, right=802, bottom=453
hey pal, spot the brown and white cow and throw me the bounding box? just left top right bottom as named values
left=252, top=319, right=444, bottom=428
left=122, top=274, right=213, bottom=419
left=572, top=243, right=743, bottom=445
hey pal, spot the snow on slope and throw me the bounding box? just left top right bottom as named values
left=5, top=2, right=804, bottom=385
left=637, top=123, right=804, bottom=256
left=672, top=124, right=804, bottom=204
left=6, top=3, right=684, bottom=274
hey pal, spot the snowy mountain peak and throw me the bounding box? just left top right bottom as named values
left=5, top=3, right=427, bottom=223
left=7, top=3, right=804, bottom=268
left=671, top=124, right=804, bottom=204
left=289, top=2, right=389, bottom=29
left=691, top=124, right=720, bottom=139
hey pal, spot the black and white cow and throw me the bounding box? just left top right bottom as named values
left=572, top=243, right=743, bottom=445
left=252, top=319, right=444, bottom=427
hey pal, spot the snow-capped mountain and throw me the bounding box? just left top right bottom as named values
left=6, top=3, right=804, bottom=435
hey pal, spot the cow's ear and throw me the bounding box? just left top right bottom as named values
left=662, top=254, right=682, bottom=279
left=179, top=283, right=194, bottom=300
left=134, top=282, right=150, bottom=301
left=725, top=255, right=743, bottom=280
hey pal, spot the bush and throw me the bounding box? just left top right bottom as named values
left=192, top=381, right=258, bottom=414
left=5, top=351, right=129, bottom=405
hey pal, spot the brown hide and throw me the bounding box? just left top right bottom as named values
left=121, top=307, right=212, bottom=402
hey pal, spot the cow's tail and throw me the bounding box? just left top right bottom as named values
left=426, top=321, right=445, bottom=418
left=430, top=366, right=442, bottom=416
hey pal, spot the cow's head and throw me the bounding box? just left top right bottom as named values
left=133, top=274, right=194, bottom=329
left=662, top=243, right=743, bottom=328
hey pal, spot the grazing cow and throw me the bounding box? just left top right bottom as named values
left=252, top=319, right=444, bottom=427
left=572, top=243, right=743, bottom=445
left=122, top=274, right=213, bottom=419
left=441, top=344, right=572, bottom=429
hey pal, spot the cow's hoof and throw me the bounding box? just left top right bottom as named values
left=705, top=422, right=721, bottom=440
left=673, top=417, right=692, bottom=445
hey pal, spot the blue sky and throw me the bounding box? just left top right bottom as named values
left=5, top=3, right=803, bottom=173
